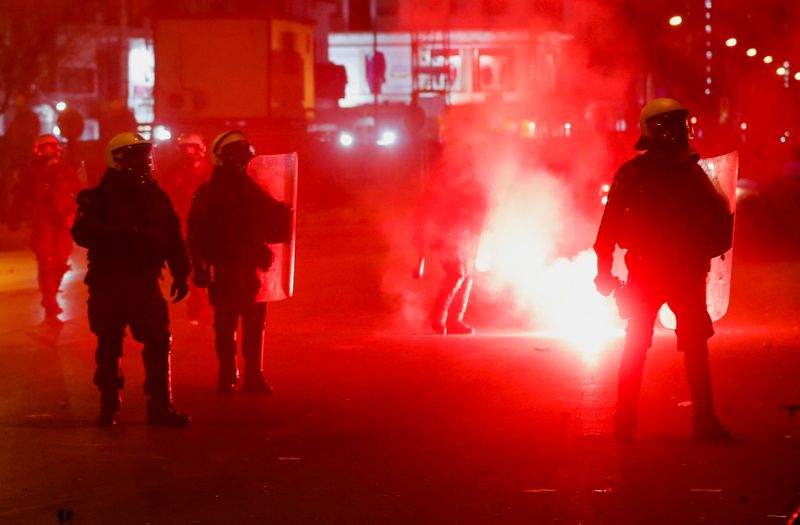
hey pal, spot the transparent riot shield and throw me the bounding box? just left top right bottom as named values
left=658, top=151, right=738, bottom=329
left=247, top=153, right=298, bottom=302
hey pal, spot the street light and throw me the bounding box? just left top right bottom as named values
left=764, top=55, right=774, bottom=64
left=669, top=15, right=683, bottom=26
left=725, top=37, right=737, bottom=47
left=746, top=48, right=757, bottom=57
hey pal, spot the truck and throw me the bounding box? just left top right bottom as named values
left=153, top=17, right=315, bottom=151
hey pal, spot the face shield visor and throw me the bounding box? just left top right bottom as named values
left=35, top=143, right=62, bottom=160
left=113, top=143, right=156, bottom=186
left=644, top=109, right=693, bottom=149
left=220, top=140, right=255, bottom=172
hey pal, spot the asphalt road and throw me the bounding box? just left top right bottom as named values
left=1, top=174, right=800, bottom=525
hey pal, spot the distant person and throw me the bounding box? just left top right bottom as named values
left=160, top=133, right=211, bottom=322
left=2, top=96, right=41, bottom=224
left=99, top=100, right=138, bottom=146
left=594, top=98, right=734, bottom=442
left=413, top=141, right=488, bottom=335
left=10, top=135, right=82, bottom=318
left=71, top=132, right=191, bottom=427
left=187, top=130, right=292, bottom=394
left=4, top=96, right=41, bottom=169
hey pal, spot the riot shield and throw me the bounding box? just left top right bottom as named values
left=247, top=153, right=298, bottom=302
left=658, top=151, right=738, bottom=329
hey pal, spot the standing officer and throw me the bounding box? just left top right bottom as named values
left=413, top=141, right=487, bottom=335
left=187, top=131, right=291, bottom=394
left=160, top=132, right=210, bottom=321
left=11, top=134, right=82, bottom=318
left=594, top=98, right=734, bottom=442
left=71, top=132, right=191, bottom=427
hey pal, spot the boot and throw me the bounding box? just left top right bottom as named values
left=691, top=414, right=731, bottom=442
left=446, top=276, right=475, bottom=334
left=684, top=344, right=730, bottom=441
left=37, top=256, right=61, bottom=318
left=242, top=303, right=270, bottom=394
left=243, top=376, right=273, bottom=395
left=214, top=310, right=239, bottom=394
left=147, top=399, right=191, bottom=427
left=144, top=345, right=191, bottom=426
left=431, top=273, right=464, bottom=335
left=97, top=391, right=122, bottom=427
left=94, top=350, right=124, bottom=427
left=446, top=319, right=475, bottom=335
left=613, top=343, right=647, bottom=443
left=216, top=367, right=239, bottom=394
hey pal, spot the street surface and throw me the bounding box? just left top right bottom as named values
left=1, top=167, right=800, bottom=525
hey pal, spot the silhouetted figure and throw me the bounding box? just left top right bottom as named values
left=187, top=131, right=291, bottom=394
left=2, top=96, right=41, bottom=223
left=594, top=98, right=734, bottom=443
left=159, top=133, right=211, bottom=322
left=10, top=135, right=82, bottom=318
left=72, top=132, right=191, bottom=427
left=414, top=142, right=488, bottom=335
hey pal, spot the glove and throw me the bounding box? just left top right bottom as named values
left=594, top=272, right=621, bottom=297
left=171, top=280, right=189, bottom=303
left=193, top=264, right=210, bottom=288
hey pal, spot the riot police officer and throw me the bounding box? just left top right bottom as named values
left=12, top=134, right=82, bottom=318
left=187, top=131, right=291, bottom=394
left=414, top=141, right=487, bottom=335
left=160, top=132, right=209, bottom=221
left=72, top=132, right=191, bottom=427
left=594, top=98, right=734, bottom=442
left=160, top=132, right=210, bottom=321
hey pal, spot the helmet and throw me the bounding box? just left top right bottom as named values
left=176, top=132, right=207, bottom=167
left=635, top=98, right=691, bottom=150
left=210, top=130, right=253, bottom=167
left=33, top=134, right=62, bottom=159
left=177, top=132, right=206, bottom=151
left=106, top=131, right=152, bottom=170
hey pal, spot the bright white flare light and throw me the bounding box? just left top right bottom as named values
left=377, top=130, right=397, bottom=147
left=764, top=55, right=774, bottom=64
left=746, top=48, right=757, bottom=57
left=479, top=168, right=624, bottom=362
left=339, top=131, right=354, bottom=147
left=725, top=37, right=737, bottom=47
left=55, top=101, right=67, bottom=111
left=154, top=125, right=172, bottom=141
left=669, top=15, right=683, bottom=26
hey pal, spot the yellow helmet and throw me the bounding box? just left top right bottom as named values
left=210, top=130, right=249, bottom=166
left=639, top=98, right=686, bottom=136
left=106, top=132, right=152, bottom=169
left=635, top=98, right=690, bottom=150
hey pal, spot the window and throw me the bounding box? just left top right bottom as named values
left=477, top=50, right=514, bottom=92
